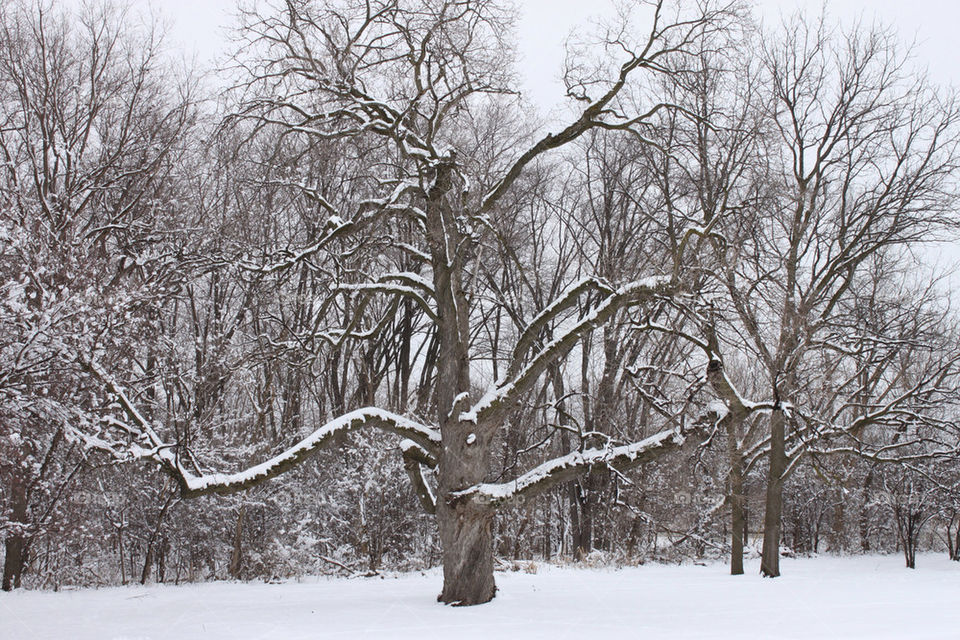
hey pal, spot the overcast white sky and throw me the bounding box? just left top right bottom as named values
left=136, top=0, right=960, bottom=112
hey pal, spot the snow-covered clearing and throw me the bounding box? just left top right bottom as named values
left=4, top=554, right=959, bottom=639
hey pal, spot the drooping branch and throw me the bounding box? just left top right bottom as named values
left=336, top=280, right=438, bottom=322
left=81, top=357, right=440, bottom=498
left=170, top=408, right=440, bottom=498
left=401, top=439, right=437, bottom=514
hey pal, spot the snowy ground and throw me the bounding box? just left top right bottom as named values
left=3, top=553, right=959, bottom=639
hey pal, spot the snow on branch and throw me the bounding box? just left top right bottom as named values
left=381, top=271, right=435, bottom=296
left=634, top=318, right=779, bottom=420
left=239, top=179, right=420, bottom=274
left=174, top=409, right=440, bottom=498
left=82, top=357, right=440, bottom=498
left=462, top=276, right=675, bottom=425
left=400, top=439, right=437, bottom=514
left=507, top=277, right=615, bottom=380
left=451, top=426, right=693, bottom=508
left=705, top=358, right=779, bottom=417
left=336, top=280, right=437, bottom=322
left=239, top=214, right=354, bottom=274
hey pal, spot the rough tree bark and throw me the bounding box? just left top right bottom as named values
left=2, top=532, right=25, bottom=591
left=427, top=159, right=497, bottom=605
left=760, top=409, right=787, bottom=577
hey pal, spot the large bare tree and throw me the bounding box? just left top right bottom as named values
left=79, top=0, right=739, bottom=604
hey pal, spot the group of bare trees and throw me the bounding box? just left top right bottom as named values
left=3, top=0, right=960, bottom=605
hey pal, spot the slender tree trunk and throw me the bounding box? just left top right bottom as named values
left=513, top=517, right=529, bottom=560
left=542, top=498, right=552, bottom=561
left=729, top=462, right=746, bottom=576
left=567, top=475, right=581, bottom=558
left=896, top=506, right=919, bottom=569
left=141, top=493, right=175, bottom=584
left=903, top=518, right=916, bottom=569
left=547, top=364, right=582, bottom=561
left=157, top=535, right=168, bottom=583
left=948, top=515, right=960, bottom=561
left=117, top=521, right=127, bottom=585
left=859, top=476, right=873, bottom=552
left=760, top=409, right=786, bottom=577
left=574, top=337, right=594, bottom=561
left=229, top=506, right=245, bottom=579
left=725, top=415, right=746, bottom=576
left=830, top=489, right=846, bottom=552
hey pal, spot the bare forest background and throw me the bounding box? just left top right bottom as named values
left=3, top=0, right=960, bottom=604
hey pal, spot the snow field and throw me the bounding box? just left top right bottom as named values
left=3, top=553, right=959, bottom=639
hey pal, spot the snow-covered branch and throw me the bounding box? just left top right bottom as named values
left=507, top=277, right=614, bottom=381
left=401, top=439, right=437, bottom=514
left=83, top=358, right=440, bottom=498
left=462, top=277, right=675, bottom=425
left=336, top=280, right=437, bottom=322
left=171, top=409, right=440, bottom=498
left=451, top=425, right=697, bottom=509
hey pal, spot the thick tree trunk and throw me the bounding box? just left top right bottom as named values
left=3, top=477, right=28, bottom=591
left=760, top=409, right=786, bottom=577
left=436, top=420, right=496, bottom=605
left=904, top=542, right=916, bottom=569
left=830, top=488, right=846, bottom=552
left=140, top=545, right=154, bottom=585
left=436, top=501, right=495, bottom=605
left=427, top=159, right=497, bottom=606
left=157, top=535, right=169, bottom=583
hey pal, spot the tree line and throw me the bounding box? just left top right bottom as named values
left=2, top=0, right=960, bottom=604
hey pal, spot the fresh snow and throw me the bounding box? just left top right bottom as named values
left=5, top=554, right=960, bottom=639
left=456, top=427, right=682, bottom=504
left=180, top=409, right=439, bottom=494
